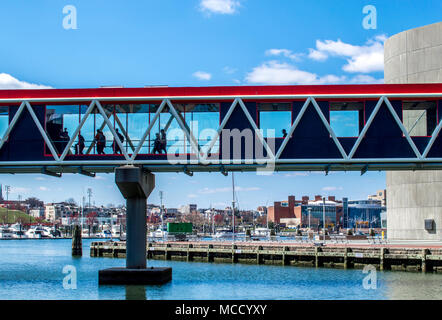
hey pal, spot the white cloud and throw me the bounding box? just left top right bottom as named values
left=343, top=51, right=384, bottom=73
left=200, top=0, right=240, bottom=15
left=187, top=194, right=198, bottom=198
left=193, top=71, right=212, bottom=81
left=39, top=186, right=49, bottom=191
left=265, top=49, right=303, bottom=61
left=245, top=61, right=346, bottom=85
left=308, top=49, right=328, bottom=61
left=0, top=73, right=52, bottom=89
left=35, top=177, right=46, bottom=181
left=307, top=35, right=386, bottom=73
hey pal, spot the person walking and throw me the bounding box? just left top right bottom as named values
left=112, top=128, right=125, bottom=154
left=160, top=129, right=167, bottom=154
left=75, top=133, right=85, bottom=155
left=95, top=129, right=106, bottom=154
left=152, top=133, right=161, bottom=154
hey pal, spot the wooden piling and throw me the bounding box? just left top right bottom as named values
left=187, top=244, right=193, bottom=262
left=315, top=247, right=322, bottom=267
left=71, top=224, right=82, bottom=256
left=257, top=246, right=262, bottom=264
left=344, top=247, right=352, bottom=269
left=380, top=248, right=389, bottom=271
left=422, top=249, right=430, bottom=273
left=232, top=245, right=237, bottom=263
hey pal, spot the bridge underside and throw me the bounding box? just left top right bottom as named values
left=2, top=162, right=442, bottom=175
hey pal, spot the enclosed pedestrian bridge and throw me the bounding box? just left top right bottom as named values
left=0, top=83, right=442, bottom=176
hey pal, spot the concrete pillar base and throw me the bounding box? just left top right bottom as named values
left=98, top=267, right=172, bottom=285
left=98, top=166, right=172, bottom=285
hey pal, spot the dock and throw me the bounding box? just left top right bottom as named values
left=90, top=241, right=442, bottom=273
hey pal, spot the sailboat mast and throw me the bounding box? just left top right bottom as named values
left=232, top=172, right=235, bottom=243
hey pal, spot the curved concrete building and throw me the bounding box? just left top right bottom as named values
left=385, top=22, right=442, bottom=240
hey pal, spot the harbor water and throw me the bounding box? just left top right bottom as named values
left=0, top=239, right=441, bottom=300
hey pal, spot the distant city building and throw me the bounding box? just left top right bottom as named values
left=256, top=206, right=267, bottom=216
left=29, top=208, right=44, bottom=219
left=44, top=205, right=57, bottom=222
left=179, top=204, right=197, bottom=214
left=368, top=189, right=387, bottom=206
left=296, top=197, right=342, bottom=229
left=344, top=199, right=385, bottom=229
left=268, top=194, right=385, bottom=229
left=267, top=196, right=297, bottom=224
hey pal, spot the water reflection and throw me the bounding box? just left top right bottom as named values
left=125, top=285, right=147, bottom=300
left=382, top=271, right=442, bottom=300
left=1, top=239, right=442, bottom=300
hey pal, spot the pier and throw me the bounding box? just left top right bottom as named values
left=90, top=241, right=442, bottom=273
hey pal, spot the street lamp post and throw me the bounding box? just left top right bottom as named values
left=322, top=197, right=326, bottom=243
left=231, top=173, right=236, bottom=244
left=5, top=185, right=10, bottom=224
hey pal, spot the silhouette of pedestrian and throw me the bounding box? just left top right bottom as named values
left=112, top=128, right=125, bottom=154
left=95, top=129, right=106, bottom=154
left=75, top=133, right=85, bottom=155
left=160, top=129, right=167, bottom=154
left=60, top=128, right=70, bottom=153
left=152, top=133, right=161, bottom=154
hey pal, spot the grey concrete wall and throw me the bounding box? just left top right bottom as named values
left=385, top=22, right=442, bottom=240
left=384, top=22, right=442, bottom=84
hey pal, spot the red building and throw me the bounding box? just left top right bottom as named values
left=267, top=196, right=300, bottom=224
left=268, top=195, right=340, bottom=225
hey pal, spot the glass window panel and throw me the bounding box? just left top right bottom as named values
left=258, top=103, right=291, bottom=138
left=0, top=107, right=9, bottom=140
left=330, top=111, right=359, bottom=137
left=83, top=107, right=114, bottom=155
left=329, top=102, right=364, bottom=137
left=185, top=103, right=220, bottom=153
left=45, top=105, right=79, bottom=155
left=80, top=105, right=96, bottom=155
left=403, top=101, right=437, bottom=137
left=127, top=110, right=148, bottom=154
left=159, top=109, right=185, bottom=154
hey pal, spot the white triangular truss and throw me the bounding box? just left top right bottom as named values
left=0, top=95, right=441, bottom=170
left=347, top=96, right=422, bottom=160
left=0, top=101, right=60, bottom=161
left=275, top=97, right=348, bottom=160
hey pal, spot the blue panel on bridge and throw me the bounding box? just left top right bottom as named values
left=279, top=101, right=343, bottom=159
left=353, top=100, right=416, bottom=159
left=0, top=105, right=47, bottom=162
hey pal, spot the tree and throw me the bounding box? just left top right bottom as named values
left=25, top=197, right=43, bottom=208
left=86, top=211, right=98, bottom=227
left=256, top=215, right=267, bottom=226
left=65, top=198, right=77, bottom=205
left=214, top=214, right=224, bottom=226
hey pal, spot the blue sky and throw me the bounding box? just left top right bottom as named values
left=0, top=0, right=440, bottom=208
